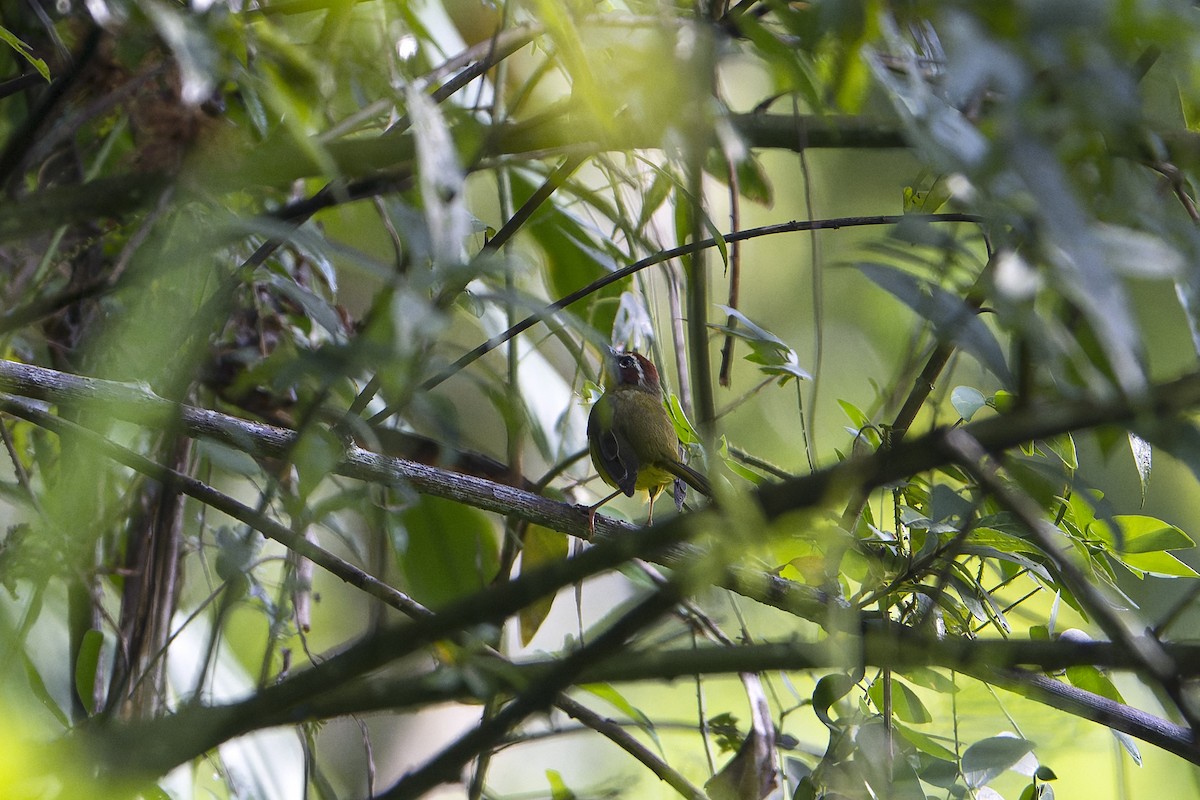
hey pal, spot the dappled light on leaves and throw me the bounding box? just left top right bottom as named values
left=4, top=0, right=1200, bottom=798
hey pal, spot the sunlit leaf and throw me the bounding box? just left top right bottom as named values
left=1113, top=550, right=1200, bottom=579
left=1129, top=432, right=1152, bottom=506
left=961, top=735, right=1037, bottom=788
left=0, top=25, right=49, bottom=81
left=545, top=769, right=576, bottom=800
left=895, top=721, right=959, bottom=761
left=1085, top=515, right=1193, bottom=554
left=1065, top=665, right=1125, bottom=704
left=1043, top=434, right=1077, bottom=470
left=868, top=678, right=932, bottom=724
left=898, top=667, right=958, bottom=694
left=838, top=399, right=871, bottom=430
left=951, top=385, right=986, bottom=421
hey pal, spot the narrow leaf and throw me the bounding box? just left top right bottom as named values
left=0, top=25, right=49, bottom=80
left=75, top=629, right=105, bottom=716
left=868, top=679, right=932, bottom=724
left=961, top=735, right=1037, bottom=788
left=518, top=526, right=568, bottom=645
left=1129, top=432, right=1152, bottom=506
left=581, top=683, right=662, bottom=752
left=856, top=262, right=1012, bottom=382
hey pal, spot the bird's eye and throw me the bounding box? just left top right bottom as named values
left=618, top=355, right=634, bottom=368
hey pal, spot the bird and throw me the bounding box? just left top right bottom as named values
left=586, top=350, right=711, bottom=531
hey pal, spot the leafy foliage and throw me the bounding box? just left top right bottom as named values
left=2, top=0, right=1200, bottom=798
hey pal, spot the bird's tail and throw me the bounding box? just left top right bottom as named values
left=666, top=459, right=712, bottom=497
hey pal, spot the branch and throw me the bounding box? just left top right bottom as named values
left=554, top=695, right=709, bottom=800
left=418, top=213, right=980, bottom=392
left=0, top=358, right=834, bottom=616
left=376, top=588, right=681, bottom=798
left=7, top=357, right=1200, bottom=625
left=0, top=394, right=429, bottom=618
left=0, top=114, right=908, bottom=243
left=78, top=629, right=1200, bottom=775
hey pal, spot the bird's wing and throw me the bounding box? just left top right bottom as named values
left=588, top=408, right=639, bottom=497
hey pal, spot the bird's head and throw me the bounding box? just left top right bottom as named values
left=606, top=350, right=661, bottom=394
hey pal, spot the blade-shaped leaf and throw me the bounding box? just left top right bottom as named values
left=961, top=735, right=1037, bottom=788
left=1086, top=515, right=1193, bottom=553
left=868, top=678, right=932, bottom=724
left=0, top=25, right=49, bottom=80
left=518, top=525, right=568, bottom=645
left=856, top=262, right=1012, bottom=382
left=1129, top=432, right=1152, bottom=506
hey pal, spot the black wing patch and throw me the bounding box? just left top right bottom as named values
left=589, top=412, right=639, bottom=496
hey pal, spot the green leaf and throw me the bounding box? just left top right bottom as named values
left=545, top=769, right=576, bottom=800
left=667, top=394, right=702, bottom=445
left=510, top=171, right=621, bottom=335
left=268, top=276, right=345, bottom=339
left=710, top=304, right=811, bottom=382
left=0, top=25, right=49, bottom=81
left=581, top=683, right=662, bottom=752
left=868, top=679, right=932, bottom=724
left=1086, top=515, right=1193, bottom=553
left=291, top=426, right=344, bottom=501
left=703, top=149, right=774, bottom=206
left=396, top=496, right=499, bottom=607
left=734, top=11, right=822, bottom=107
left=951, top=386, right=986, bottom=421
left=75, top=629, right=105, bottom=716
left=673, top=182, right=728, bottom=269
left=813, top=672, right=858, bottom=728
left=856, top=262, right=1012, bottom=383
left=895, top=721, right=959, bottom=761
left=1034, top=765, right=1058, bottom=781
left=636, top=170, right=674, bottom=230
left=1113, top=550, right=1200, bottom=579
left=854, top=720, right=928, bottom=800
left=961, top=735, right=1037, bottom=788
left=1043, top=434, right=1078, bottom=470
left=897, top=667, right=959, bottom=694
left=518, top=525, right=568, bottom=645
left=24, top=653, right=69, bottom=727
left=838, top=399, right=871, bottom=430
left=1065, top=665, right=1125, bottom=704
left=966, top=526, right=1047, bottom=556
